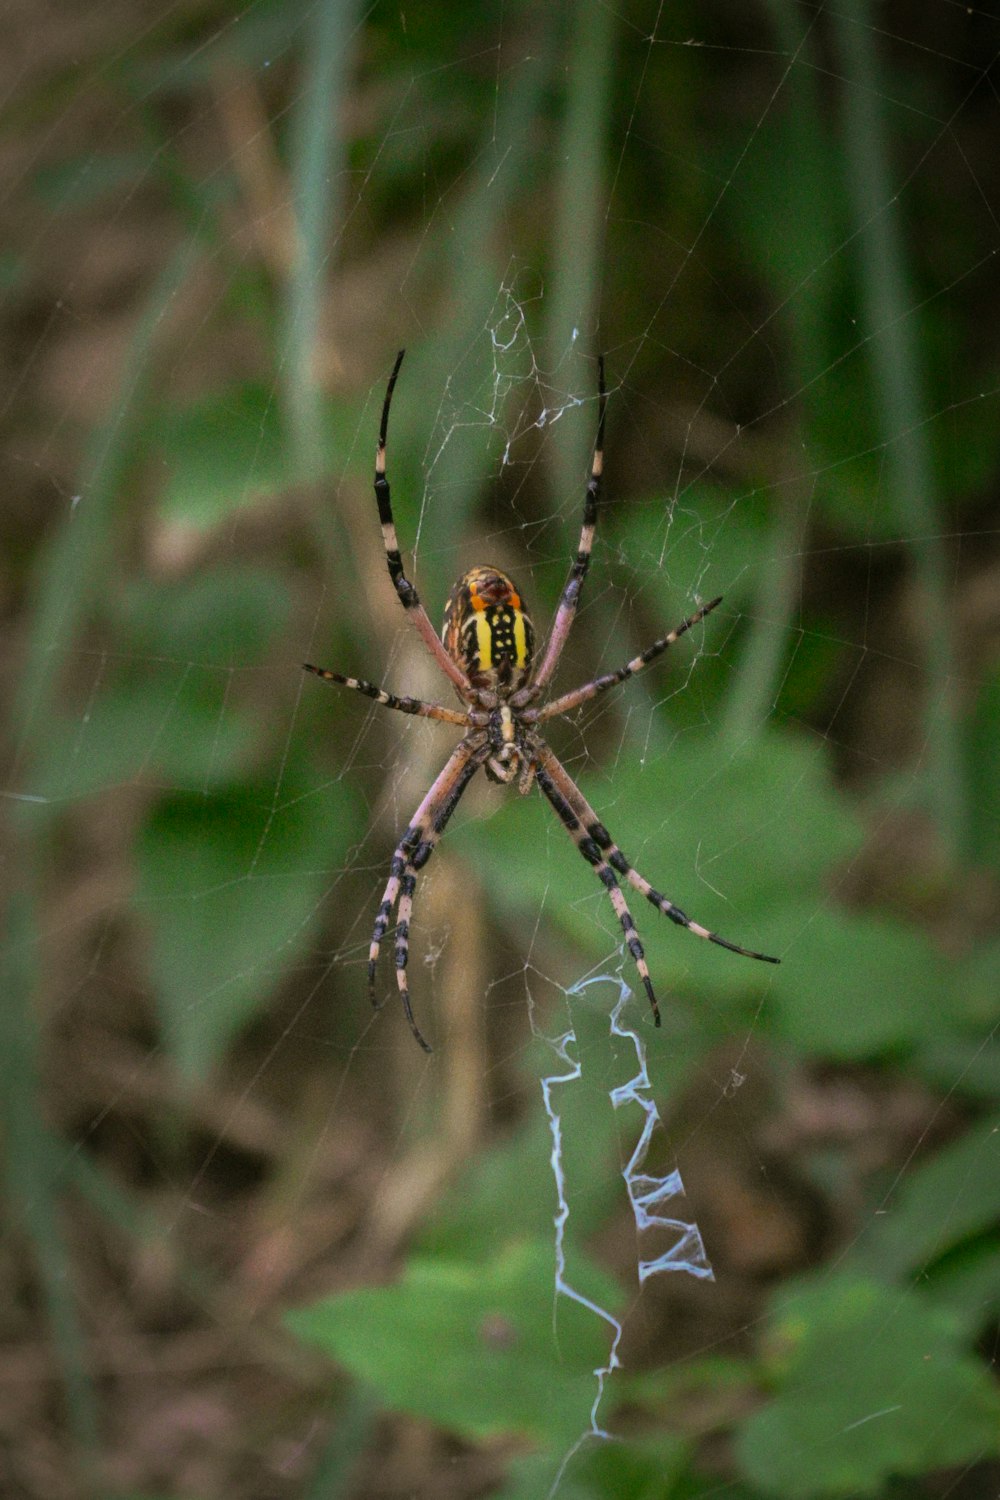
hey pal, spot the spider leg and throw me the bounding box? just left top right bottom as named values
left=374, top=351, right=473, bottom=695
left=531, top=355, right=607, bottom=690
left=537, top=597, right=723, bottom=723
left=534, top=757, right=661, bottom=1026
left=303, top=664, right=471, bottom=725
left=538, top=745, right=780, bottom=965
left=368, top=736, right=487, bottom=1051
left=393, top=861, right=426, bottom=1049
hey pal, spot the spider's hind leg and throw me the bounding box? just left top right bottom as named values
left=538, top=745, right=780, bottom=967
left=393, top=859, right=431, bottom=1052
left=534, top=760, right=661, bottom=1026
left=367, top=738, right=486, bottom=1051
left=366, top=849, right=432, bottom=1052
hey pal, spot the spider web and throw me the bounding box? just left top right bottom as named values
left=2, top=2, right=1000, bottom=1497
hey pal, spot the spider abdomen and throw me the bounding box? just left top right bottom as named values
left=442, top=566, right=534, bottom=691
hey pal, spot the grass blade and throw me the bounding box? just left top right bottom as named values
left=834, top=0, right=968, bottom=861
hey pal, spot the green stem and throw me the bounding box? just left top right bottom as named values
left=280, top=0, right=362, bottom=481
left=834, top=0, right=967, bottom=862
left=403, top=31, right=557, bottom=598
left=1, top=889, right=100, bottom=1487
left=723, top=0, right=822, bottom=743
left=720, top=490, right=803, bottom=745
left=15, top=238, right=200, bottom=753
left=546, top=0, right=616, bottom=500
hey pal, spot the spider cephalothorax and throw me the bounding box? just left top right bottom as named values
left=305, top=350, right=779, bottom=1051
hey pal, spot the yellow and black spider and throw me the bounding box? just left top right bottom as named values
left=305, top=351, right=779, bottom=1051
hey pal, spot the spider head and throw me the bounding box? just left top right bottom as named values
left=442, top=566, right=535, bottom=693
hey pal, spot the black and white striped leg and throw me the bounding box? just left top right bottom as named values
left=532, top=355, right=607, bottom=689
left=303, top=664, right=471, bottom=725
left=373, top=351, right=472, bottom=695
left=368, top=738, right=487, bottom=1051
left=368, top=834, right=417, bottom=1010
left=535, top=759, right=662, bottom=1026
left=537, top=597, right=723, bottom=723
left=393, top=859, right=427, bottom=1051
left=539, top=746, right=780, bottom=966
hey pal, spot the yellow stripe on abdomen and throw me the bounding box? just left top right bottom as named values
left=513, top=610, right=529, bottom=672
left=475, top=612, right=494, bottom=672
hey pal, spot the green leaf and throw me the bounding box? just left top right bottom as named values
left=136, top=771, right=358, bottom=1081
left=157, top=383, right=290, bottom=528
left=768, top=910, right=945, bottom=1057
left=608, top=485, right=771, bottom=613
left=496, top=1431, right=692, bottom=1500
left=421, top=1111, right=617, bottom=1264
left=857, top=1113, right=1000, bottom=1282
left=286, top=1240, right=623, bottom=1446
left=921, top=1241, right=1000, bottom=1338
left=118, top=564, right=291, bottom=668
left=916, top=969, right=1000, bottom=1100
left=736, top=1273, right=1000, bottom=1497
left=35, top=565, right=291, bottom=798
left=156, top=383, right=364, bottom=531
left=37, top=676, right=255, bottom=799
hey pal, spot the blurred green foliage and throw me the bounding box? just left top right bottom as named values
left=736, top=1273, right=1000, bottom=1495
left=289, top=1241, right=624, bottom=1447
left=3, top=0, right=1000, bottom=1497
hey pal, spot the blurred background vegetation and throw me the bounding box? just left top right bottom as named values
left=2, top=1, right=1000, bottom=1496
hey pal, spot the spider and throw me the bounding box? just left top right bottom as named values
left=305, top=350, right=779, bottom=1051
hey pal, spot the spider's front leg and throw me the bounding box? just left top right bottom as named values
left=536, top=596, right=723, bottom=723
left=531, top=354, right=607, bottom=691
left=303, top=664, right=472, bottom=725
left=373, top=351, right=474, bottom=696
